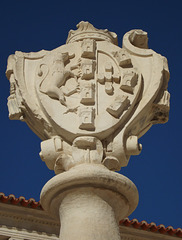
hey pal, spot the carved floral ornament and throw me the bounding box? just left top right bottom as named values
left=6, top=21, right=170, bottom=173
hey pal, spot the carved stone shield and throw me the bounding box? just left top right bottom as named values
left=6, top=22, right=170, bottom=171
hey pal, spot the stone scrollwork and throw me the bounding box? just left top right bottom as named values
left=40, top=136, right=103, bottom=173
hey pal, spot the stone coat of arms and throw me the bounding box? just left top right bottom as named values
left=6, top=21, right=170, bottom=173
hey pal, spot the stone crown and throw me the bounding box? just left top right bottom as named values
left=66, top=21, right=118, bottom=45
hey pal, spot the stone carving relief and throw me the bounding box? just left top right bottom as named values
left=38, top=51, right=76, bottom=106
left=6, top=55, right=24, bottom=121
left=6, top=21, right=170, bottom=173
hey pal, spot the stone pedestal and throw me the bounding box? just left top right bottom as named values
left=40, top=164, right=138, bottom=240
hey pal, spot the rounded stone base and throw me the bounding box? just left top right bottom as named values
left=40, top=164, right=139, bottom=240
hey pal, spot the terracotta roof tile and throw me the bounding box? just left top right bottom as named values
left=0, top=193, right=42, bottom=210
left=120, top=218, right=182, bottom=238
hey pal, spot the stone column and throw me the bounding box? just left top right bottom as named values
left=41, top=164, right=138, bottom=240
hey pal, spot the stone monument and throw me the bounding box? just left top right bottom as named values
left=6, top=21, right=170, bottom=240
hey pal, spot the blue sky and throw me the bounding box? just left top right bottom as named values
left=0, top=0, right=181, bottom=229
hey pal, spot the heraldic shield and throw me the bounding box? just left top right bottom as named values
left=6, top=22, right=170, bottom=173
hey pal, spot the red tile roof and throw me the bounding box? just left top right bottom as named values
left=120, top=218, right=182, bottom=238
left=0, top=193, right=181, bottom=238
left=0, top=192, right=42, bottom=210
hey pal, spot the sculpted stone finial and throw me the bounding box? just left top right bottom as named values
left=6, top=22, right=170, bottom=240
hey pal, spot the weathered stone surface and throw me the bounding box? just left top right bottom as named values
left=6, top=21, right=170, bottom=240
